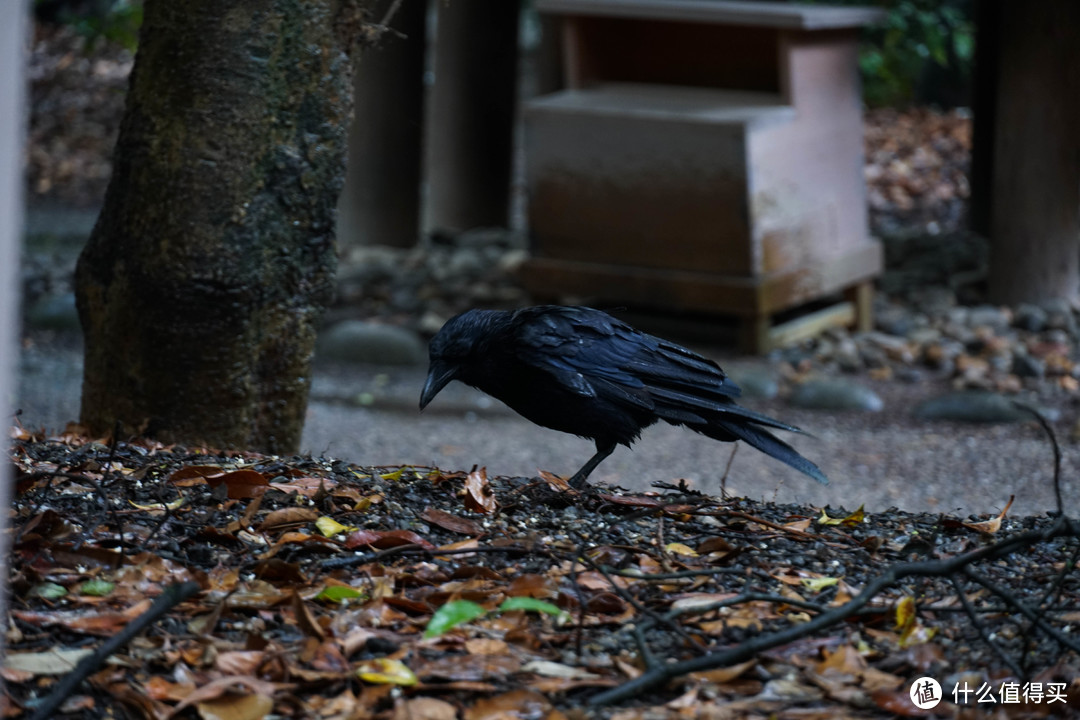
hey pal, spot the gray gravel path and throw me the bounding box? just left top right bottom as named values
left=17, top=331, right=1076, bottom=520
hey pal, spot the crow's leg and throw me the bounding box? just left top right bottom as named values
left=568, top=441, right=616, bottom=488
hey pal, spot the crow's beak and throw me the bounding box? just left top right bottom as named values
left=420, top=362, right=456, bottom=410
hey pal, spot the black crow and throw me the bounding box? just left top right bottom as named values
left=419, top=305, right=827, bottom=488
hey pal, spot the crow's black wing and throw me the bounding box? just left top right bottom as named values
left=512, top=306, right=804, bottom=432
left=510, top=306, right=656, bottom=412
left=509, top=307, right=742, bottom=418
left=509, top=306, right=826, bottom=484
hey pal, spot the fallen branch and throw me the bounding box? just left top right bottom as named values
left=588, top=517, right=1076, bottom=705
left=27, top=581, right=202, bottom=720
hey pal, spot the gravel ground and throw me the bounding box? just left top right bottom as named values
left=18, top=331, right=1076, bottom=521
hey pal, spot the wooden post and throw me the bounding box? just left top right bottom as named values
left=424, top=0, right=521, bottom=233
left=337, top=0, right=427, bottom=248
left=845, top=281, right=873, bottom=333
left=985, top=0, right=1080, bottom=305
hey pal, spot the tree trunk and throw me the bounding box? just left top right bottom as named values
left=986, top=0, right=1080, bottom=306
left=75, top=0, right=366, bottom=452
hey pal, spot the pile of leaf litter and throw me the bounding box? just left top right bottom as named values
left=5, top=428, right=1079, bottom=719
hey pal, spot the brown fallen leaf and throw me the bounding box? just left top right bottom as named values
left=413, top=653, right=522, bottom=682
left=345, top=529, right=435, bottom=551
left=871, top=688, right=935, bottom=716
left=214, top=650, right=265, bottom=676
left=537, top=470, right=571, bottom=491
left=464, top=467, right=498, bottom=514
left=392, top=696, right=458, bottom=720
left=165, top=676, right=284, bottom=718
left=464, top=689, right=551, bottom=720
left=421, top=507, right=484, bottom=536
left=689, top=659, right=757, bottom=684
left=291, top=590, right=326, bottom=641
left=962, top=495, right=1014, bottom=534
left=258, top=507, right=319, bottom=532
left=195, top=692, right=274, bottom=720
left=12, top=598, right=152, bottom=636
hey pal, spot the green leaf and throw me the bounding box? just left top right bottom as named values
left=316, top=585, right=367, bottom=603
left=79, top=579, right=115, bottom=597
left=499, top=597, right=569, bottom=620
left=423, top=600, right=487, bottom=639
left=30, top=582, right=67, bottom=600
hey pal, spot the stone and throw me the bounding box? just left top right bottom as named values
left=1011, top=352, right=1045, bottom=379
left=945, top=307, right=970, bottom=326
left=906, top=327, right=941, bottom=346
left=895, top=367, right=923, bottom=383
left=875, top=305, right=914, bottom=337
left=25, top=293, right=80, bottom=331
left=914, top=391, right=1053, bottom=423
left=445, top=247, right=486, bottom=277
left=454, top=226, right=517, bottom=249
left=967, top=305, right=1011, bottom=332
left=1013, top=303, right=1047, bottom=333
left=497, top=249, right=529, bottom=274
left=922, top=339, right=964, bottom=370
left=317, top=320, right=427, bottom=365
left=859, top=345, right=889, bottom=370
left=1042, top=299, right=1078, bottom=336
left=1043, top=329, right=1072, bottom=346
left=788, top=379, right=883, bottom=412
left=418, top=311, right=448, bottom=336
left=860, top=331, right=915, bottom=363
left=910, top=286, right=957, bottom=316
left=834, top=337, right=862, bottom=372
left=726, top=367, right=779, bottom=399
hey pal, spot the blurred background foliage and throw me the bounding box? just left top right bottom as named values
left=34, top=0, right=142, bottom=52
left=802, top=0, right=975, bottom=108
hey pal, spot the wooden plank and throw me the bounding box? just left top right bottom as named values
left=758, top=242, right=882, bottom=313
left=766, top=300, right=855, bottom=350
left=518, top=257, right=761, bottom=313
left=535, top=0, right=886, bottom=30
left=518, top=242, right=881, bottom=316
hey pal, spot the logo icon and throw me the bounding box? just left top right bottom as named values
left=911, top=677, right=943, bottom=709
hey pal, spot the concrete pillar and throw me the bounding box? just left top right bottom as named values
left=0, top=0, right=28, bottom=646
left=424, top=0, right=521, bottom=233
left=337, top=0, right=427, bottom=248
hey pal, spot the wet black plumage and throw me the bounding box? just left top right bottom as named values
left=419, top=305, right=827, bottom=487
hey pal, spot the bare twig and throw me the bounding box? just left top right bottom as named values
left=369, top=0, right=407, bottom=41
left=948, top=574, right=1023, bottom=678
left=1012, top=402, right=1064, bottom=515
left=28, top=581, right=202, bottom=720
left=320, top=542, right=530, bottom=570
left=963, top=566, right=1080, bottom=657
left=573, top=535, right=708, bottom=654
left=588, top=517, right=1074, bottom=705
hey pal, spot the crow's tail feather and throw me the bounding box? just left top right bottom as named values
left=704, top=418, right=828, bottom=485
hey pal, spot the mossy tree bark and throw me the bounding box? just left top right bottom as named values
left=75, top=0, right=369, bottom=452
